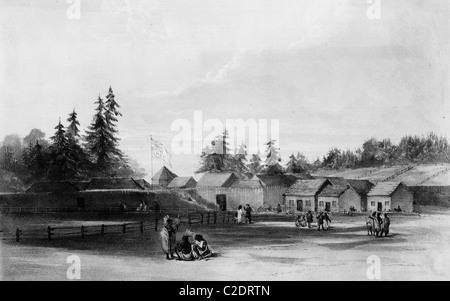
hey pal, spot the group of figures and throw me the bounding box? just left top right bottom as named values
left=295, top=211, right=332, bottom=231
left=366, top=212, right=391, bottom=237
left=235, top=204, right=253, bottom=224
left=160, top=215, right=213, bottom=261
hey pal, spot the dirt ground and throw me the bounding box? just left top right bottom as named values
left=1, top=210, right=450, bottom=281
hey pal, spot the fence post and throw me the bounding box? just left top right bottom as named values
left=122, top=223, right=127, bottom=234
left=188, top=215, right=192, bottom=227
left=81, top=226, right=86, bottom=239
left=101, top=224, right=105, bottom=235
left=16, top=228, right=21, bottom=242
left=223, top=212, right=225, bottom=224
left=140, top=221, right=144, bottom=234
left=47, top=226, right=52, bottom=241
left=201, top=214, right=204, bottom=224
left=155, top=218, right=158, bottom=232
left=214, top=211, right=217, bottom=224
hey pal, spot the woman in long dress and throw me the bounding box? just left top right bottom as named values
left=237, top=205, right=244, bottom=224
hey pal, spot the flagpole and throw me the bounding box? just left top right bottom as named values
left=150, top=135, right=154, bottom=185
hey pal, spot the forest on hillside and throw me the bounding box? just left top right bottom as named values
left=197, top=131, right=450, bottom=175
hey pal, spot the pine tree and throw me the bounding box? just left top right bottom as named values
left=286, top=153, right=305, bottom=174
left=104, top=87, right=125, bottom=167
left=66, top=109, right=89, bottom=179
left=248, top=153, right=263, bottom=174
left=67, top=109, right=81, bottom=139
left=233, top=143, right=249, bottom=174
left=264, top=140, right=281, bottom=166
left=84, top=95, right=113, bottom=171
left=48, top=119, right=77, bottom=180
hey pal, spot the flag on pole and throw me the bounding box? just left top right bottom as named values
left=151, top=137, right=172, bottom=167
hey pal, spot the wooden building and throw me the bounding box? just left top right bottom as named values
left=151, top=166, right=178, bottom=188
left=317, top=185, right=361, bottom=213
left=367, top=182, right=414, bottom=212
left=167, top=176, right=197, bottom=189
left=284, top=179, right=331, bottom=212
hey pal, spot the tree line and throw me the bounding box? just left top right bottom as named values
left=197, top=131, right=450, bottom=175
left=0, top=87, right=146, bottom=190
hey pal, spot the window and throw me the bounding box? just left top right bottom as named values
left=332, top=201, right=337, bottom=207
left=385, top=201, right=390, bottom=206
left=319, top=201, right=324, bottom=207
left=371, top=201, right=375, bottom=206
left=305, top=200, right=311, bottom=207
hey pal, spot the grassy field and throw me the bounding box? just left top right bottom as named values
left=1, top=210, right=450, bottom=281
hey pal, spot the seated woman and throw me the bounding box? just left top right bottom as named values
left=192, top=234, right=212, bottom=260
left=175, top=234, right=195, bottom=261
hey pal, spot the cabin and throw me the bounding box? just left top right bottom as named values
left=346, top=179, right=374, bottom=212
left=317, top=185, right=361, bottom=213
left=151, top=166, right=178, bottom=187
left=256, top=174, right=300, bottom=208
left=284, top=179, right=331, bottom=212
left=367, top=182, right=414, bottom=213
left=167, top=176, right=197, bottom=189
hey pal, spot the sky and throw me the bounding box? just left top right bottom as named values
left=0, top=0, right=449, bottom=180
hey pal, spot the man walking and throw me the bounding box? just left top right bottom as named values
left=245, top=204, right=253, bottom=224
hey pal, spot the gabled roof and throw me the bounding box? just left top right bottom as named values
left=367, top=182, right=411, bottom=197
left=151, top=166, right=178, bottom=182
left=346, top=179, right=374, bottom=198
left=197, top=172, right=239, bottom=188
left=26, top=182, right=79, bottom=193
left=285, top=179, right=331, bottom=196
left=323, top=177, right=348, bottom=186
left=230, top=178, right=265, bottom=189
left=257, top=174, right=299, bottom=187
left=85, top=178, right=145, bottom=191
left=135, top=179, right=153, bottom=190
left=167, top=177, right=197, bottom=189
left=318, top=185, right=350, bottom=197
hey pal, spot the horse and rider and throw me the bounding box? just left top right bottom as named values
left=366, top=211, right=390, bottom=237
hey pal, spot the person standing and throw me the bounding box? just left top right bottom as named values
left=317, top=212, right=324, bottom=231
left=306, top=210, right=314, bottom=228
left=237, top=205, right=244, bottom=224
left=160, top=215, right=179, bottom=260
left=245, top=204, right=253, bottom=224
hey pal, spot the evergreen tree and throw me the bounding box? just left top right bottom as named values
left=104, top=87, right=126, bottom=167
left=48, top=119, right=77, bottom=180
left=23, top=141, right=50, bottom=181
left=66, top=109, right=89, bottom=179
left=84, top=95, right=114, bottom=171
left=248, top=153, right=263, bottom=174
left=67, top=109, right=81, bottom=139
left=264, top=140, right=281, bottom=167
left=286, top=153, right=305, bottom=174
left=233, top=143, right=249, bottom=174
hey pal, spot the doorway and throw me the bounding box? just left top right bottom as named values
left=296, top=200, right=303, bottom=212
left=216, top=194, right=227, bottom=211
left=325, top=202, right=331, bottom=212
left=377, top=202, right=383, bottom=211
